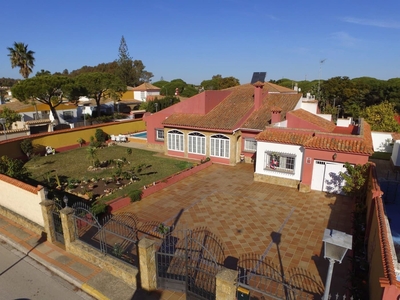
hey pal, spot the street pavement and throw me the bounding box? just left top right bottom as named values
left=0, top=239, right=94, bottom=300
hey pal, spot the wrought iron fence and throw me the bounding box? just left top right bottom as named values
left=72, top=202, right=139, bottom=266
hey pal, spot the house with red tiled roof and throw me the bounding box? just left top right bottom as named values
left=121, top=83, right=161, bottom=102
left=144, top=81, right=307, bottom=165
left=254, top=108, right=373, bottom=193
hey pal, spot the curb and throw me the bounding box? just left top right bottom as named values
left=0, top=234, right=106, bottom=299
left=81, top=283, right=110, bottom=300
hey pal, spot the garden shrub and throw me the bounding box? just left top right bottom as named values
left=129, top=189, right=143, bottom=202
left=20, top=139, right=33, bottom=158
left=95, top=128, right=106, bottom=143
left=90, top=199, right=107, bottom=215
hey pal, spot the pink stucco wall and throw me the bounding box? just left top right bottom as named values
left=301, top=148, right=370, bottom=186
left=241, top=131, right=260, bottom=161
left=144, top=90, right=231, bottom=144
left=287, top=113, right=331, bottom=132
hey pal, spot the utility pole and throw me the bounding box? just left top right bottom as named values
left=318, top=59, right=326, bottom=102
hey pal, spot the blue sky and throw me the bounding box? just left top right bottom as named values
left=1, top=0, right=399, bottom=85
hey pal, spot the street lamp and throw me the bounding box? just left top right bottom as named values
left=322, top=229, right=352, bottom=300
left=0, top=118, right=7, bottom=140
left=63, top=195, right=69, bottom=208
left=336, top=105, right=341, bottom=122
left=155, top=103, right=158, bottom=112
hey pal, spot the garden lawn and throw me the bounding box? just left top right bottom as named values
left=25, top=145, right=194, bottom=201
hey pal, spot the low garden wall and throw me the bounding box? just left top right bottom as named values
left=107, top=160, right=213, bottom=213
left=0, top=174, right=45, bottom=228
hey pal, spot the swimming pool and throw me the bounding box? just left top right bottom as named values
left=131, top=131, right=147, bottom=139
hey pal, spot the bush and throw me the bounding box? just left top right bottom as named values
left=20, top=139, right=33, bottom=158
left=90, top=199, right=107, bottom=215
left=129, top=189, right=143, bottom=202
left=95, top=129, right=106, bottom=143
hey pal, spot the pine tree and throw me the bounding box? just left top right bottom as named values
left=116, top=36, right=134, bottom=87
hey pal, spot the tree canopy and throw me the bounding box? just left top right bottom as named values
left=361, top=101, right=400, bottom=132
left=11, top=75, right=72, bottom=123
left=201, top=74, right=240, bottom=90
left=0, top=107, right=21, bottom=129
left=7, top=42, right=35, bottom=79
left=74, top=72, right=126, bottom=117
left=153, top=79, right=199, bottom=98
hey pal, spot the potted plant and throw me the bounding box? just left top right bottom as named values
left=270, top=152, right=280, bottom=169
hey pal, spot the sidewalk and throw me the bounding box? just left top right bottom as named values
left=0, top=214, right=181, bottom=300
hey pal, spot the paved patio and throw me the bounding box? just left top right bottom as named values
left=118, top=163, right=354, bottom=298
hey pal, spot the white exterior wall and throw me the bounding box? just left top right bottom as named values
left=372, top=131, right=394, bottom=152
left=318, top=114, right=332, bottom=121
left=0, top=178, right=44, bottom=227
left=337, top=118, right=352, bottom=127
left=392, top=142, right=400, bottom=166
left=255, top=141, right=304, bottom=181
left=134, top=90, right=146, bottom=101
left=51, top=108, right=78, bottom=124
left=300, top=102, right=318, bottom=114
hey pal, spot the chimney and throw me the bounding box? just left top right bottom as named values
left=271, top=106, right=282, bottom=124
left=253, top=81, right=265, bottom=110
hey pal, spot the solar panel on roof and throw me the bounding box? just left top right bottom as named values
left=251, top=72, right=266, bottom=84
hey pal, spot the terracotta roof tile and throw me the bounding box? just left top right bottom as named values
left=256, top=120, right=373, bottom=155
left=162, top=83, right=300, bottom=131
left=132, top=83, right=161, bottom=91
left=256, top=128, right=314, bottom=145
left=25, top=119, right=52, bottom=125
left=288, top=109, right=336, bottom=132
left=303, top=121, right=373, bottom=154
left=242, top=93, right=302, bottom=130
left=163, top=85, right=253, bottom=130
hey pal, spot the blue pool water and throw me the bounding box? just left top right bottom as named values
left=131, top=131, right=147, bottom=138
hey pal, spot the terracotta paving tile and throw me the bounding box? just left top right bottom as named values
left=118, top=163, right=353, bottom=297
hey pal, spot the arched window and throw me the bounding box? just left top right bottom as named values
left=167, top=130, right=184, bottom=151
left=188, top=132, right=206, bottom=155
left=210, top=134, right=230, bottom=158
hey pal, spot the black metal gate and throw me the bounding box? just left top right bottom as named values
left=51, top=202, right=64, bottom=244
left=237, top=253, right=309, bottom=300
left=156, top=227, right=225, bottom=300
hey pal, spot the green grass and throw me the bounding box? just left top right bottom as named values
left=370, top=152, right=391, bottom=160
left=25, top=145, right=194, bottom=201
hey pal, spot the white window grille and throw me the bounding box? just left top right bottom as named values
left=264, top=151, right=296, bottom=173
left=210, top=134, right=230, bottom=158
left=188, top=132, right=206, bottom=155
left=167, top=130, right=184, bottom=151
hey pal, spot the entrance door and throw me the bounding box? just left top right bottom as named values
left=311, top=160, right=347, bottom=194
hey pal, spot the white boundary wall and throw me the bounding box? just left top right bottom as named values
left=371, top=131, right=393, bottom=152
left=0, top=175, right=44, bottom=227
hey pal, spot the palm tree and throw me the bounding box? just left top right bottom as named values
left=7, top=42, right=35, bottom=79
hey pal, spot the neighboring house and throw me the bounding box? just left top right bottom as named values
left=144, top=81, right=305, bottom=165
left=121, top=83, right=161, bottom=102
left=254, top=109, right=373, bottom=193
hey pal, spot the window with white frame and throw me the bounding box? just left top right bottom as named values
left=188, top=132, right=206, bottom=154
left=167, top=130, right=184, bottom=151
left=264, top=151, right=296, bottom=173
left=63, top=111, right=74, bottom=120
left=156, top=129, right=164, bottom=141
left=210, top=134, right=230, bottom=158
left=244, top=138, right=257, bottom=152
